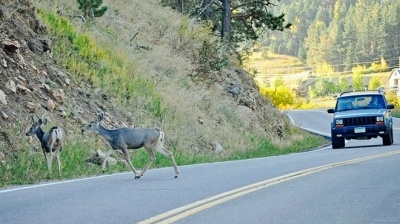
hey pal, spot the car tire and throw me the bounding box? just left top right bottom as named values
left=340, top=137, right=345, bottom=148
left=382, top=128, right=393, bottom=146
left=332, top=134, right=343, bottom=149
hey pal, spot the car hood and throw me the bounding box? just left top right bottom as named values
left=334, top=109, right=387, bottom=119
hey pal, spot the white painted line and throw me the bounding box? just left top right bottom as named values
left=0, top=172, right=125, bottom=194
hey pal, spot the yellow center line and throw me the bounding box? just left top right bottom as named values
left=138, top=150, right=400, bottom=224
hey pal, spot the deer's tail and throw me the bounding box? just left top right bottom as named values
left=159, top=131, right=165, bottom=144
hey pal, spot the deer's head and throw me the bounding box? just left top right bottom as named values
left=26, top=115, right=47, bottom=136
left=82, top=112, right=105, bottom=133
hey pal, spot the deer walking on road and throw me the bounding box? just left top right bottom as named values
left=81, top=112, right=179, bottom=179
left=26, top=115, right=65, bottom=174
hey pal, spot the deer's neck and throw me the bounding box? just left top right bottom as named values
left=97, top=125, right=114, bottom=143
left=36, top=128, right=45, bottom=141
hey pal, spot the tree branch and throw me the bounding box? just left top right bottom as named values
left=196, top=0, right=216, bottom=19
left=232, top=0, right=276, bottom=11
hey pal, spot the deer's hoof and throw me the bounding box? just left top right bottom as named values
left=174, top=175, right=178, bottom=178
left=135, top=176, right=141, bottom=179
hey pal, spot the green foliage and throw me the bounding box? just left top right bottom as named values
left=308, top=85, right=316, bottom=99
left=350, top=59, right=389, bottom=76
left=259, top=85, right=294, bottom=109
left=161, top=0, right=291, bottom=45
left=352, top=73, right=364, bottom=91
left=390, top=107, right=400, bottom=118
left=385, top=91, right=400, bottom=107
left=315, top=61, right=335, bottom=76
left=337, top=76, right=349, bottom=92
left=352, top=64, right=366, bottom=75
left=38, top=11, right=166, bottom=117
left=77, top=0, right=108, bottom=19
left=261, top=0, right=400, bottom=70
left=196, top=39, right=229, bottom=73
left=368, top=76, right=381, bottom=90
left=311, top=78, right=336, bottom=97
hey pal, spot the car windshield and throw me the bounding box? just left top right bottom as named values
left=336, top=95, right=385, bottom=111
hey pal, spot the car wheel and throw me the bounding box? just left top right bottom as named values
left=340, top=138, right=345, bottom=148
left=382, top=128, right=393, bottom=146
left=332, top=134, right=343, bottom=149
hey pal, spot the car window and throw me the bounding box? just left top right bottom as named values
left=336, top=95, right=385, bottom=111
left=336, top=97, right=355, bottom=111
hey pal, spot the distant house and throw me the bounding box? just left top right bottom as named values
left=388, top=68, right=400, bottom=89
left=297, top=78, right=317, bottom=96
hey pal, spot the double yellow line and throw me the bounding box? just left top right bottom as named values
left=139, top=150, right=400, bottom=224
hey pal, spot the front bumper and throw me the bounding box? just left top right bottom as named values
left=331, top=124, right=390, bottom=139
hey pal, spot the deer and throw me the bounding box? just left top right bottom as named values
left=81, top=112, right=180, bottom=179
left=26, top=115, right=65, bottom=174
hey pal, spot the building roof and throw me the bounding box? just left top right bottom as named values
left=389, top=68, right=400, bottom=80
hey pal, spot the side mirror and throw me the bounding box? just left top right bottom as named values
left=387, top=104, right=394, bottom=109
left=327, top=109, right=335, bottom=114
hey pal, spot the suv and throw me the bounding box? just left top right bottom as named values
left=327, top=90, right=394, bottom=149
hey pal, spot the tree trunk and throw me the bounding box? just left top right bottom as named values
left=221, top=0, right=231, bottom=42
left=180, top=0, right=184, bottom=14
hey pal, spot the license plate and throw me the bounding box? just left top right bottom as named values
left=354, top=127, right=366, bottom=133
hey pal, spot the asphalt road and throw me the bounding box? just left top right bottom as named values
left=1, top=109, right=400, bottom=224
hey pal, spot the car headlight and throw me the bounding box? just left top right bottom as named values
left=376, top=116, right=384, bottom=124
left=335, top=119, right=343, bottom=127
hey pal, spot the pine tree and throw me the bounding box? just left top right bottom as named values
left=77, top=0, right=108, bottom=20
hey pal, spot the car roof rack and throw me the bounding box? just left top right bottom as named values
left=340, top=90, right=383, bottom=96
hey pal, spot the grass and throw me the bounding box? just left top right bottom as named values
left=391, top=108, right=400, bottom=118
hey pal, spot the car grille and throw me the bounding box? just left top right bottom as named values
left=343, top=116, right=376, bottom=126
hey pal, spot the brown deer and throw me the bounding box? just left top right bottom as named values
left=26, top=115, right=65, bottom=174
left=81, top=112, right=179, bottom=179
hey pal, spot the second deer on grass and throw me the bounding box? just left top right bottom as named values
left=26, top=115, right=65, bottom=174
left=81, top=112, right=179, bottom=179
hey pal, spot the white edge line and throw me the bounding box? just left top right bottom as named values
left=0, top=172, right=125, bottom=194
left=286, top=113, right=331, bottom=138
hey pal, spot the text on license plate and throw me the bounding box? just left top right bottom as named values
left=354, top=127, right=366, bottom=133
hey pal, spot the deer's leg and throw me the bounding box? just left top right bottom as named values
left=155, top=145, right=180, bottom=178
left=49, top=152, right=53, bottom=173
left=101, top=149, right=114, bottom=172
left=56, top=150, right=61, bottom=175
left=121, top=149, right=140, bottom=178
left=138, top=148, right=155, bottom=177
left=43, top=151, right=52, bottom=174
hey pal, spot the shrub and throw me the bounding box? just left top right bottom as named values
left=77, top=0, right=108, bottom=20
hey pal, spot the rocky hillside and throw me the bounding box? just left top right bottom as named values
left=0, top=0, right=304, bottom=173
left=0, top=0, right=139, bottom=158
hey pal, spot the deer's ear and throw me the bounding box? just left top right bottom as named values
left=97, top=112, right=104, bottom=122
left=39, top=118, right=48, bottom=126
